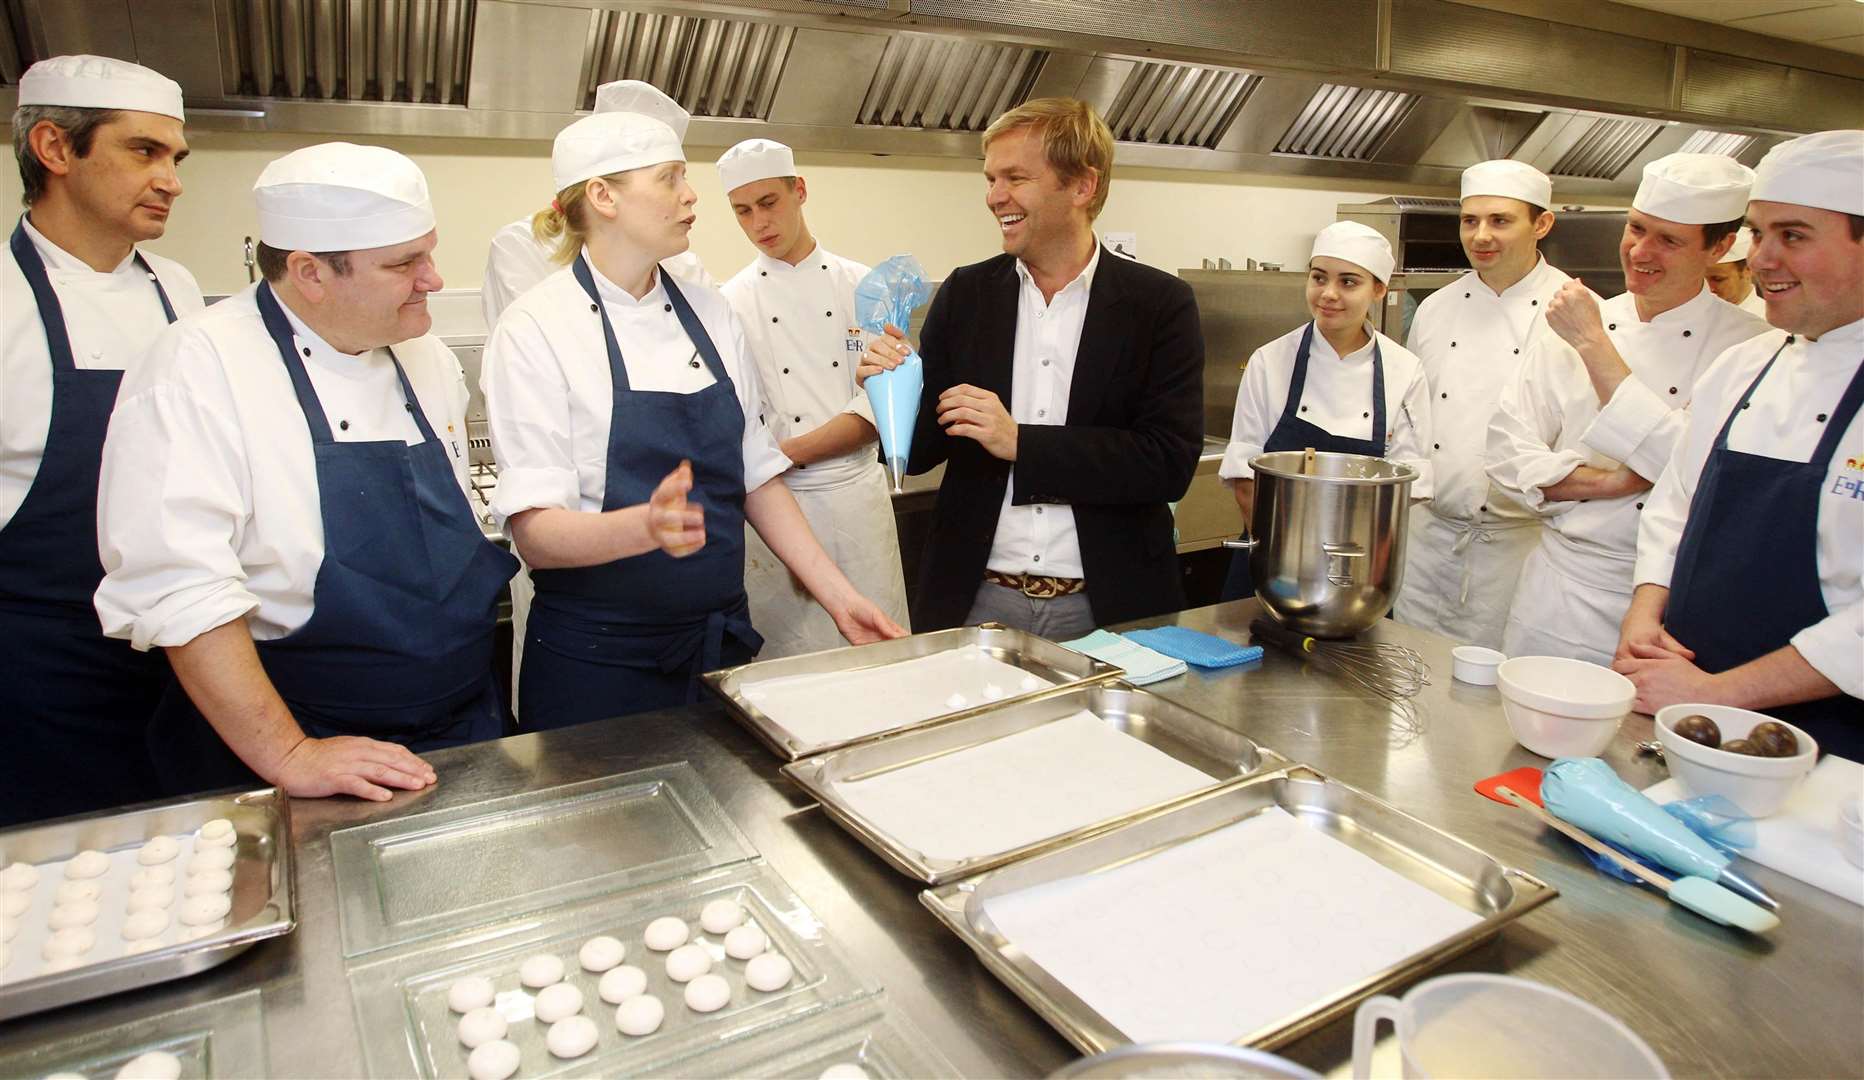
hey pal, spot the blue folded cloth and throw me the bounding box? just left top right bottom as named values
left=1123, top=625, right=1264, bottom=669
left=1060, top=629, right=1188, bottom=686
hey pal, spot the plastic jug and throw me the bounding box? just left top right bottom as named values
left=1351, top=974, right=1668, bottom=1079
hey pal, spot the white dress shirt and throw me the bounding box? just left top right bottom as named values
left=721, top=242, right=877, bottom=491
left=1407, top=256, right=1569, bottom=522
left=1489, top=286, right=1771, bottom=561
left=481, top=217, right=715, bottom=330
left=95, top=285, right=473, bottom=651
left=482, top=253, right=789, bottom=524
left=985, top=243, right=1102, bottom=578
left=2, top=217, right=204, bottom=528
left=1219, top=321, right=1435, bottom=500
left=1637, top=319, right=1863, bottom=696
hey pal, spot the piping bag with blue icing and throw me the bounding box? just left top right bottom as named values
left=1541, top=757, right=1778, bottom=911
left=854, top=256, right=932, bottom=493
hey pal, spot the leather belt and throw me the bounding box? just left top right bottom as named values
left=985, top=570, right=1086, bottom=599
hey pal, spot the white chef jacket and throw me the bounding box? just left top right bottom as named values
left=1488, top=286, right=1771, bottom=566
left=720, top=242, right=878, bottom=491
left=2, top=217, right=204, bottom=529
left=1636, top=320, right=1863, bottom=697
left=1408, top=257, right=1569, bottom=522
left=481, top=217, right=714, bottom=330
left=1737, top=290, right=1767, bottom=319
left=986, top=244, right=1102, bottom=579
left=1219, top=321, right=1435, bottom=500
left=482, top=253, right=789, bottom=525
left=94, top=285, right=474, bottom=651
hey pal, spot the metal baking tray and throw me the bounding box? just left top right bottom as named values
left=921, top=765, right=1557, bottom=1054
left=679, top=991, right=958, bottom=1078
left=0, top=790, right=295, bottom=1022
left=704, top=624, right=1124, bottom=761
left=0, top=987, right=269, bottom=1078
left=782, top=684, right=1286, bottom=884
left=347, top=861, right=874, bottom=1079
left=330, top=762, right=755, bottom=957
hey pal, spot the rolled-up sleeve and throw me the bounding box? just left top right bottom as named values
left=1219, top=348, right=1275, bottom=482
left=95, top=328, right=261, bottom=651
left=1581, top=377, right=1683, bottom=481
left=482, top=311, right=581, bottom=523
left=1486, top=337, right=1586, bottom=514
left=727, top=312, right=793, bottom=492
left=1793, top=602, right=1863, bottom=699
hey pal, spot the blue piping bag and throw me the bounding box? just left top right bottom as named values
left=854, top=256, right=932, bottom=493
left=1541, top=757, right=1777, bottom=910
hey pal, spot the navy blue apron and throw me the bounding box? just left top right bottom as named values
left=0, top=219, right=177, bottom=826
left=1223, top=323, right=1387, bottom=601
left=1665, top=340, right=1864, bottom=760
left=145, top=282, right=517, bottom=795
left=521, top=259, right=763, bottom=730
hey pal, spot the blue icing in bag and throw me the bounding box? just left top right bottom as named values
left=854, top=256, right=933, bottom=493
left=1541, top=757, right=1730, bottom=880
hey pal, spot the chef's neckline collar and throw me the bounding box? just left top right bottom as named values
left=1470, top=253, right=1559, bottom=301
left=580, top=249, right=670, bottom=309
left=1307, top=320, right=1380, bottom=363
left=752, top=240, right=824, bottom=275
left=21, top=214, right=141, bottom=277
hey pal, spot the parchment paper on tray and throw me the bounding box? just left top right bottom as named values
left=740, top=645, right=1053, bottom=747
left=980, top=806, right=1483, bottom=1043
left=834, top=710, right=1212, bottom=861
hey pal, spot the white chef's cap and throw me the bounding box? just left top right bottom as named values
left=1716, top=228, right=1752, bottom=264
left=552, top=83, right=688, bottom=192
left=253, top=143, right=435, bottom=252
left=1461, top=159, right=1552, bottom=210
left=1633, top=152, right=1754, bottom=225
left=1311, top=221, right=1395, bottom=284
left=717, top=138, right=796, bottom=195
left=594, top=79, right=690, bottom=140
left=18, top=55, right=184, bottom=121
left=1751, top=130, right=1864, bottom=216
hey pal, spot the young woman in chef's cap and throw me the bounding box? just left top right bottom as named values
left=1215, top=221, right=1436, bottom=599
left=480, top=82, right=904, bottom=729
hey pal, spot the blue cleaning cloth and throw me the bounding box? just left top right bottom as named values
left=1123, top=626, right=1264, bottom=669
left=1061, top=629, right=1187, bottom=686
left=1541, top=757, right=1732, bottom=881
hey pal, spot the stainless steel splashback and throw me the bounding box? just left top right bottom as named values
left=1179, top=269, right=1312, bottom=441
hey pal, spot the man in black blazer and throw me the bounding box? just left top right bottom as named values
left=861, top=98, right=1203, bottom=636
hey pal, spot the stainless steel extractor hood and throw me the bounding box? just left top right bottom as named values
left=1, top=0, right=1857, bottom=195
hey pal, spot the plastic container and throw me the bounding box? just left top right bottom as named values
left=1351, top=973, right=1667, bottom=1079
left=1653, top=704, right=1817, bottom=818
left=1496, top=656, right=1635, bottom=758
left=1450, top=646, right=1504, bottom=686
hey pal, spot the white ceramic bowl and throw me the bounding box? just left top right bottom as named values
left=1451, top=646, right=1505, bottom=686
left=1838, top=798, right=1863, bottom=871
left=1654, top=704, right=1817, bottom=818
left=1496, top=656, right=1635, bottom=758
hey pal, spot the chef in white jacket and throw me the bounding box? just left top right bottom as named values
left=96, top=143, right=517, bottom=802
left=1703, top=227, right=1768, bottom=319
left=717, top=138, right=910, bottom=657
left=1219, top=222, right=1434, bottom=598
left=1, top=56, right=203, bottom=826
left=1620, top=130, right=1862, bottom=759
left=1487, top=153, right=1771, bottom=664
left=1393, top=160, right=1570, bottom=648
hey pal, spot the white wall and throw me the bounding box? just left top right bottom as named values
left=1, top=128, right=1452, bottom=319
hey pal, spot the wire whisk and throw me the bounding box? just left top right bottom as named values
left=1249, top=618, right=1432, bottom=741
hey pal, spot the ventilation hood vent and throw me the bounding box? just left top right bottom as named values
left=581, top=9, right=791, bottom=118
left=1677, top=129, right=1758, bottom=157
left=1105, top=62, right=1257, bottom=149
left=858, top=33, right=1046, bottom=132
left=1548, top=116, right=1664, bottom=179
left=1274, top=84, right=1419, bottom=161
left=1375, top=196, right=1460, bottom=212
left=217, top=0, right=473, bottom=104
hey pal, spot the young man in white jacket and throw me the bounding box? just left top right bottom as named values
left=1487, top=153, right=1771, bottom=664
left=1392, top=160, right=1569, bottom=649
left=717, top=138, right=909, bottom=656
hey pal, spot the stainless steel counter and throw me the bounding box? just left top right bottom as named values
left=4, top=601, right=1858, bottom=1076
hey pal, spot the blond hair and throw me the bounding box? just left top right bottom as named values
left=530, top=172, right=631, bottom=264
left=982, top=97, right=1114, bottom=220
